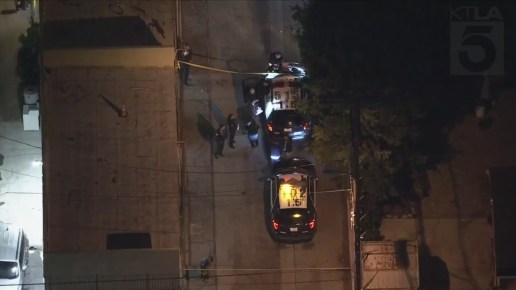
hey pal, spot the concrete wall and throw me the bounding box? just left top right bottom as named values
left=382, top=218, right=492, bottom=289
left=44, top=47, right=175, bottom=68
left=44, top=249, right=179, bottom=276
left=382, top=89, right=516, bottom=290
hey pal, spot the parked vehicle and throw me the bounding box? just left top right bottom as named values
left=264, top=75, right=311, bottom=148
left=0, top=223, right=29, bottom=290
left=267, top=51, right=307, bottom=78
left=280, top=62, right=306, bottom=78
left=267, top=158, right=317, bottom=243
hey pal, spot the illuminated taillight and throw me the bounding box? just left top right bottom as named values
left=267, top=123, right=273, bottom=132
left=309, top=218, right=315, bottom=229
left=303, top=122, right=308, bottom=131
left=272, top=220, right=279, bottom=231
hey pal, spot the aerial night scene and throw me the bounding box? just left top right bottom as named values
left=0, top=1, right=516, bottom=290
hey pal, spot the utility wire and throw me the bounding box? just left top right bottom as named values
left=184, top=266, right=351, bottom=271
left=0, top=191, right=42, bottom=195
left=39, top=187, right=349, bottom=199
left=2, top=267, right=350, bottom=287
left=0, top=168, right=41, bottom=179
left=0, top=135, right=41, bottom=149
left=80, top=156, right=342, bottom=175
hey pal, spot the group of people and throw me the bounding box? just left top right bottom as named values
left=176, top=42, right=277, bottom=158
left=213, top=114, right=261, bottom=159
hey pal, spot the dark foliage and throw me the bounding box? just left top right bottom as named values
left=17, top=22, right=40, bottom=87
left=292, top=1, right=487, bottom=239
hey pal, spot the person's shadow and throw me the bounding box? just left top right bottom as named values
left=196, top=114, right=215, bottom=143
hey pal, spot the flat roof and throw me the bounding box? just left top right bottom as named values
left=42, top=66, right=180, bottom=252
left=487, top=167, right=516, bottom=277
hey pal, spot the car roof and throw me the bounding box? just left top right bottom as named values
left=0, top=223, right=22, bottom=261
left=277, top=173, right=310, bottom=209
left=270, top=75, right=302, bottom=111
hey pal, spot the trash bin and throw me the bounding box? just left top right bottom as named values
left=23, top=86, right=39, bottom=105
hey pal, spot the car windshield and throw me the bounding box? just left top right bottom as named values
left=0, top=261, right=19, bottom=279
left=269, top=110, right=305, bottom=125
left=277, top=173, right=309, bottom=209
left=275, top=208, right=311, bottom=224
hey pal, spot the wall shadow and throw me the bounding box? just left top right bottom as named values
left=418, top=244, right=450, bottom=290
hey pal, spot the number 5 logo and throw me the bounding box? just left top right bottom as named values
left=450, top=22, right=504, bottom=75
left=459, top=26, right=496, bottom=73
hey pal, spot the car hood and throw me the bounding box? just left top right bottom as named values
left=0, top=279, right=19, bottom=290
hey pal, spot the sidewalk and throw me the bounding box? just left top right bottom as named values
left=0, top=120, right=44, bottom=290
left=0, top=120, right=42, bottom=245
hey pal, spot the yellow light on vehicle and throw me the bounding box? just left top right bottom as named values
left=280, top=183, right=292, bottom=195
left=292, top=213, right=302, bottom=218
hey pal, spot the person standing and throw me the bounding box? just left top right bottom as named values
left=245, top=118, right=260, bottom=148
left=268, top=51, right=283, bottom=72
left=227, top=113, right=239, bottom=149
left=179, top=44, right=192, bottom=85
left=247, top=88, right=257, bottom=102
left=214, top=125, right=227, bottom=158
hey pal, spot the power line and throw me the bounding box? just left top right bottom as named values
left=184, top=266, right=350, bottom=271
left=0, top=168, right=41, bottom=179
left=0, top=191, right=41, bottom=195
left=36, top=186, right=349, bottom=200
left=69, top=154, right=340, bottom=175
left=0, top=135, right=41, bottom=149
left=2, top=267, right=350, bottom=288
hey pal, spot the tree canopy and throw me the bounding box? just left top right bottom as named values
left=292, top=1, right=482, bottom=239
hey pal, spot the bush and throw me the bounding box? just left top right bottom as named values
left=16, top=21, right=40, bottom=87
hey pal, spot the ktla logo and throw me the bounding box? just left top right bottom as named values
left=450, top=6, right=504, bottom=75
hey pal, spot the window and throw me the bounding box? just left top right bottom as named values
left=0, top=261, right=19, bottom=279
left=18, top=237, right=25, bottom=267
